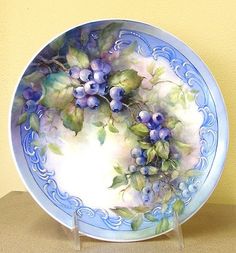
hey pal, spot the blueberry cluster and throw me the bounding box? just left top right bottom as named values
left=137, top=111, right=171, bottom=142
left=128, top=111, right=174, bottom=205
left=72, top=58, right=125, bottom=112
left=179, top=182, right=197, bottom=198
left=22, top=87, right=42, bottom=113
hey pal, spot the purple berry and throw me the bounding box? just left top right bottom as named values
left=79, top=69, right=93, bottom=82
left=136, top=157, right=146, bottom=166
left=131, top=147, right=143, bottom=158
left=93, top=71, right=106, bottom=84
left=140, top=166, right=149, bottom=175
left=87, top=96, right=100, bottom=109
left=75, top=97, right=87, bottom=108
left=23, top=87, right=41, bottom=101
left=159, top=128, right=171, bottom=141
left=73, top=87, right=86, bottom=98
left=102, top=63, right=111, bottom=74
left=182, top=189, right=190, bottom=198
left=146, top=119, right=157, bottom=130
left=98, top=83, right=109, bottom=95
left=188, top=184, right=197, bottom=193
left=90, top=59, right=103, bottom=71
left=84, top=81, right=99, bottom=95
left=109, top=87, right=125, bottom=100
left=25, top=100, right=37, bottom=112
left=152, top=112, right=164, bottom=125
left=142, top=191, right=154, bottom=205
left=69, top=66, right=80, bottom=79
left=128, top=165, right=137, bottom=173
left=142, top=186, right=152, bottom=194
left=153, top=181, right=160, bottom=193
left=150, top=129, right=159, bottom=142
left=137, top=111, right=151, bottom=123
left=110, top=100, right=122, bottom=112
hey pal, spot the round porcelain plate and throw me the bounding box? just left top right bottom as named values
left=10, top=20, right=228, bottom=241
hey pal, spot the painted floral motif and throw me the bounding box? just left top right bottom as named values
left=14, top=22, right=203, bottom=234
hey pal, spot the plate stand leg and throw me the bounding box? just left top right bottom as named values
left=73, top=211, right=82, bottom=251
left=165, top=211, right=184, bottom=250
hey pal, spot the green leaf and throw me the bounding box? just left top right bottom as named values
left=147, top=147, right=156, bottom=163
left=147, top=166, right=158, bottom=175
left=144, top=213, right=158, bottom=222
left=109, top=175, right=128, bottom=189
left=120, top=41, right=137, bottom=56
left=114, top=164, right=125, bottom=175
left=60, top=103, right=84, bottom=134
left=40, top=72, right=73, bottom=110
left=173, top=199, right=185, bottom=215
left=138, top=141, right=151, bottom=149
left=48, top=143, right=63, bottom=155
left=131, top=214, right=143, bottom=231
left=30, top=113, right=40, bottom=132
left=156, top=218, right=169, bottom=234
left=108, top=122, right=119, bottom=133
left=23, top=71, right=44, bottom=84
left=98, top=22, right=123, bottom=53
left=130, top=172, right=145, bottom=191
left=161, top=160, right=170, bottom=172
left=185, top=169, right=201, bottom=177
left=162, top=190, right=172, bottom=203
left=155, top=141, right=170, bottom=160
left=17, top=112, right=27, bottom=125
left=111, top=207, right=134, bottom=219
left=97, top=127, right=106, bottom=145
left=31, top=140, right=40, bottom=147
left=150, top=67, right=165, bottom=84
left=109, top=69, right=143, bottom=93
left=130, top=123, right=149, bottom=137
left=92, top=121, right=104, bottom=127
left=66, top=47, right=89, bottom=68
left=49, top=35, right=65, bottom=51
left=40, top=145, right=47, bottom=156
left=132, top=206, right=150, bottom=213
left=171, top=170, right=179, bottom=181
left=80, top=29, right=89, bottom=47
left=147, top=62, right=155, bottom=75
left=174, top=140, right=192, bottom=155
left=165, top=116, right=181, bottom=129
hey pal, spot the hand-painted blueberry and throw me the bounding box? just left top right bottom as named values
left=69, top=66, right=80, bottom=79
left=79, top=69, right=93, bottom=82
left=137, top=111, right=151, bottom=123
left=188, top=184, right=197, bottom=193
left=90, top=59, right=103, bottom=71
left=73, top=87, right=86, bottom=99
left=128, top=165, right=137, bottom=173
left=102, top=63, right=111, bottom=74
left=140, top=166, right=149, bottom=175
left=136, top=157, right=146, bottom=166
left=98, top=83, right=109, bottom=95
left=93, top=71, right=106, bottom=84
left=23, top=87, right=41, bottom=101
left=142, top=150, right=147, bottom=158
left=142, top=186, right=152, bottom=195
left=152, top=112, right=164, bottom=125
left=152, top=181, right=160, bottom=193
left=25, top=100, right=37, bottom=113
left=146, top=119, right=157, bottom=130
left=110, top=100, right=122, bottom=112
left=87, top=96, right=100, bottom=110
left=131, top=147, right=143, bottom=158
left=178, top=182, right=186, bottom=191
left=142, top=191, right=155, bottom=204
left=182, top=189, right=190, bottom=198
left=75, top=97, right=88, bottom=108
left=84, top=81, right=99, bottom=95
left=150, top=129, right=159, bottom=142
left=109, top=87, right=125, bottom=100
left=159, top=127, right=171, bottom=141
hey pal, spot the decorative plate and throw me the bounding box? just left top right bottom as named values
left=10, top=20, right=228, bottom=241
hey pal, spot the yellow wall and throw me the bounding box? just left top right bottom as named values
left=0, top=0, right=235, bottom=204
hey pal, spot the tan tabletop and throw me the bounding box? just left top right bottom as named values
left=0, top=191, right=235, bottom=253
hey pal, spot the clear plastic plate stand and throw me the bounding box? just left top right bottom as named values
left=67, top=211, right=184, bottom=251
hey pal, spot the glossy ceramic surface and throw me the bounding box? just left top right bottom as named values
left=10, top=20, right=228, bottom=241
